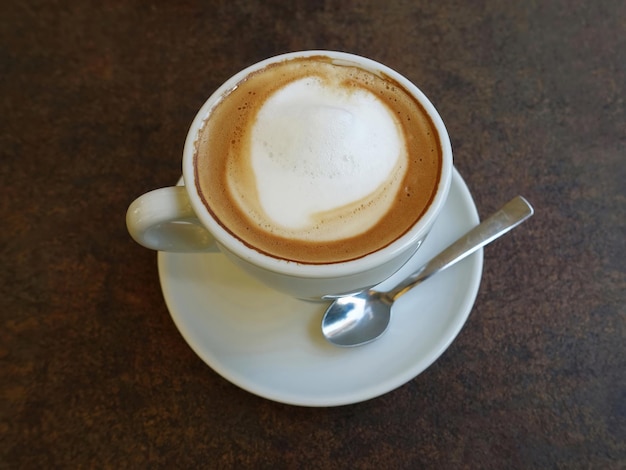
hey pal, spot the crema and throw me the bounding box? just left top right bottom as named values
left=194, top=56, right=441, bottom=264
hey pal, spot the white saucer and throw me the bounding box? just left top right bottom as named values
left=158, top=168, right=482, bottom=407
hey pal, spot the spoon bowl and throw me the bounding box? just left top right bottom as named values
left=322, top=196, right=534, bottom=347
left=321, top=290, right=394, bottom=347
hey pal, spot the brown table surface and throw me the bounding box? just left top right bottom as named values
left=2, top=0, right=624, bottom=468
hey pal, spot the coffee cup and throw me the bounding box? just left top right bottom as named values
left=126, top=51, right=453, bottom=300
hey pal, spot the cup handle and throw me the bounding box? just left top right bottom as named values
left=126, top=186, right=218, bottom=252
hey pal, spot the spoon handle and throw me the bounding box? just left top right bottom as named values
left=387, top=196, right=534, bottom=301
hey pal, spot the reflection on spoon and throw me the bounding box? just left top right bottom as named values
left=321, top=196, right=534, bottom=347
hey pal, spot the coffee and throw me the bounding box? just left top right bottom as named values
left=194, top=56, right=442, bottom=264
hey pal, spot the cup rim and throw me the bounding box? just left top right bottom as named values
left=182, top=50, right=453, bottom=278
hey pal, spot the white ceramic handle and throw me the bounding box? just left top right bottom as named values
left=126, top=186, right=218, bottom=252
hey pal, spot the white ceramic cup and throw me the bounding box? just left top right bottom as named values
left=126, top=51, right=453, bottom=300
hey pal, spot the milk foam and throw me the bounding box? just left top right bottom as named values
left=246, top=76, right=406, bottom=238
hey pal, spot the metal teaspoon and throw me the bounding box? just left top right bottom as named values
left=321, top=196, right=534, bottom=347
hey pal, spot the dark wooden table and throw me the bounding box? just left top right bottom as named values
left=3, top=1, right=624, bottom=468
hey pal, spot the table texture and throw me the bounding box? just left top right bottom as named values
left=2, top=0, right=624, bottom=468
